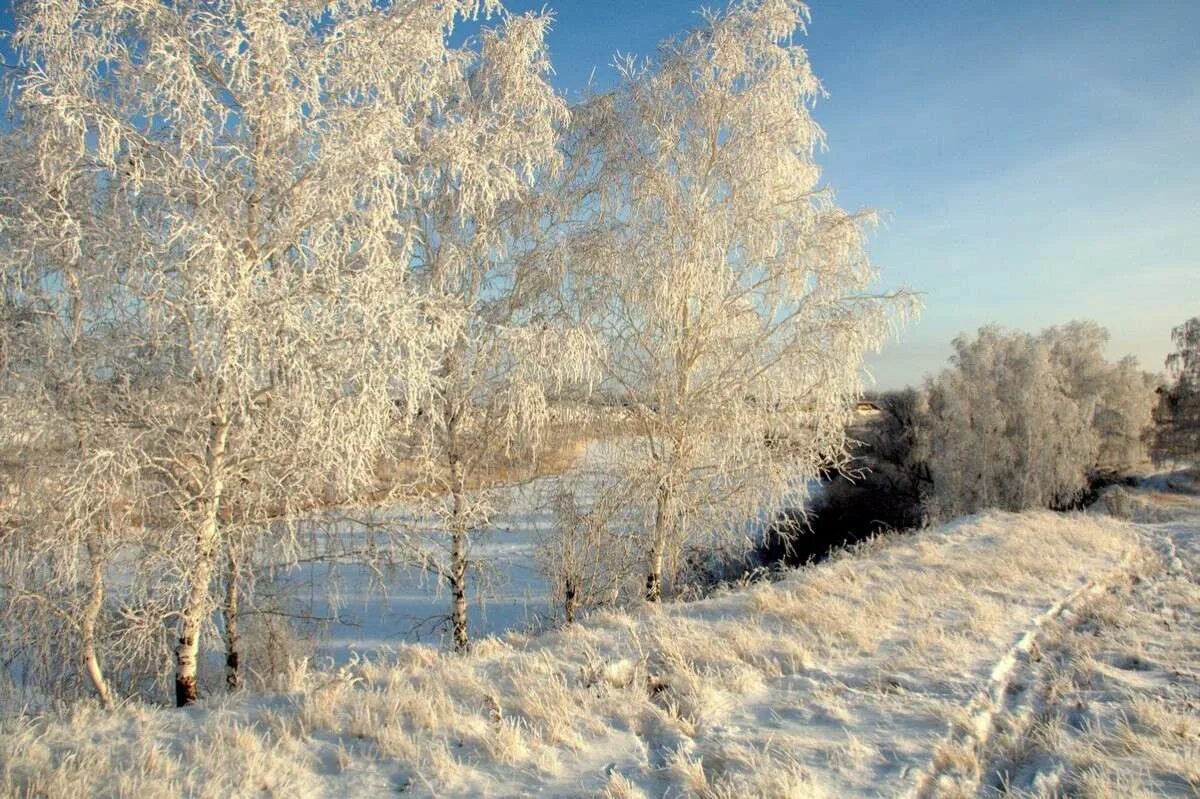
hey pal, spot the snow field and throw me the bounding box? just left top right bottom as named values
left=0, top=509, right=1140, bottom=798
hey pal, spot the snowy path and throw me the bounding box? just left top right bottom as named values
left=579, top=510, right=1139, bottom=798
left=908, top=532, right=1142, bottom=797
left=955, top=485, right=1200, bottom=798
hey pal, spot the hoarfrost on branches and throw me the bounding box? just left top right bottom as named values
left=0, top=0, right=555, bottom=704
left=562, top=0, right=913, bottom=600
left=397, top=8, right=598, bottom=650
left=924, top=322, right=1157, bottom=519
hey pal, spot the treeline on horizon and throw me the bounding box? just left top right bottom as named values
left=766, top=316, right=1200, bottom=567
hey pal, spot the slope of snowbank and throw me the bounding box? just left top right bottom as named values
left=0, top=510, right=1143, bottom=798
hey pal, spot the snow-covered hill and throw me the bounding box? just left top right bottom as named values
left=3, top=484, right=1197, bottom=798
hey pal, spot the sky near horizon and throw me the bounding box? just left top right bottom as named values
left=1, top=1, right=1196, bottom=388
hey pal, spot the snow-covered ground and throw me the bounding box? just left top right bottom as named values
left=284, top=495, right=558, bottom=660
left=259, top=444, right=608, bottom=664
left=275, top=448, right=817, bottom=663
left=2, top=477, right=1197, bottom=798
left=957, top=476, right=1200, bottom=797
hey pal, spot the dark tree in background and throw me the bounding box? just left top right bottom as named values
left=1154, top=316, right=1200, bottom=464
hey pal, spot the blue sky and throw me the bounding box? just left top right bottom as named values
left=511, top=0, right=1200, bottom=388
left=3, top=1, right=1197, bottom=388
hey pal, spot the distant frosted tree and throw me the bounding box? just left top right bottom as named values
left=1166, top=316, right=1200, bottom=383
left=1155, top=315, right=1200, bottom=463
left=1094, top=355, right=1158, bottom=471
left=925, top=322, right=1156, bottom=519
left=1041, top=322, right=1112, bottom=414
left=1, top=0, right=557, bottom=705
left=1040, top=321, right=1156, bottom=472
left=566, top=0, right=911, bottom=601
left=926, top=327, right=1095, bottom=518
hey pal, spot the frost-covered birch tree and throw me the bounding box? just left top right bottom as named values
left=1095, top=356, right=1158, bottom=471
left=925, top=327, right=1094, bottom=518
left=566, top=0, right=910, bottom=601
left=1041, top=321, right=1157, bottom=472
left=0, top=127, right=177, bottom=708
left=0, top=0, right=540, bottom=705
left=1166, top=316, right=1200, bottom=383
left=390, top=11, right=600, bottom=651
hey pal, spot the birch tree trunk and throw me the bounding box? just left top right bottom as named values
left=646, top=478, right=672, bottom=602
left=449, top=524, right=469, bottom=652
left=222, top=548, right=240, bottom=692
left=563, top=578, right=578, bottom=624
left=68, top=268, right=116, bottom=707
left=175, top=410, right=230, bottom=707
left=448, top=453, right=470, bottom=652
left=175, top=530, right=216, bottom=707
left=441, top=343, right=471, bottom=653
left=81, top=537, right=114, bottom=710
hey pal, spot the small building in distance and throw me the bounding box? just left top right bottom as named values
left=854, top=400, right=883, bottom=418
